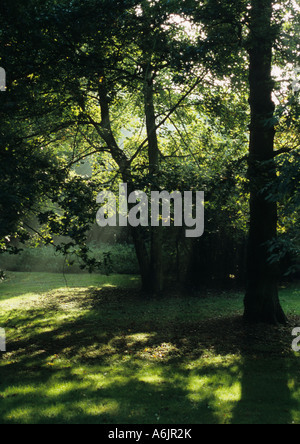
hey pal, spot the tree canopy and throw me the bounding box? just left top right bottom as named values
left=0, top=0, right=299, bottom=322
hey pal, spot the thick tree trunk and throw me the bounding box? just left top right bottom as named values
left=143, top=66, right=163, bottom=295
left=130, top=225, right=151, bottom=291
left=244, top=0, right=287, bottom=324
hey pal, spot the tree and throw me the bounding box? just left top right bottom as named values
left=191, top=0, right=299, bottom=323
left=0, top=93, right=65, bottom=254
left=244, top=0, right=287, bottom=324
left=1, top=0, right=298, bottom=312
left=0, top=0, right=205, bottom=293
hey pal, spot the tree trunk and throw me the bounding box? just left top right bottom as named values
left=143, top=65, right=163, bottom=295
left=97, top=73, right=152, bottom=291
left=244, top=0, right=287, bottom=324
left=130, top=225, right=151, bottom=291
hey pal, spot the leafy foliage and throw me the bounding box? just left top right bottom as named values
left=0, top=0, right=299, bottom=285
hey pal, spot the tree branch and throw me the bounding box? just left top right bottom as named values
left=129, top=75, right=205, bottom=164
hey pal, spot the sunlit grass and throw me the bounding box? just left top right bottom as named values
left=0, top=272, right=299, bottom=424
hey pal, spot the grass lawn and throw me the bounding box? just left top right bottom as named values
left=0, top=272, right=299, bottom=424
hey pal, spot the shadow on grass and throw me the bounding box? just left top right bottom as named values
left=230, top=322, right=300, bottom=424
left=0, top=287, right=299, bottom=424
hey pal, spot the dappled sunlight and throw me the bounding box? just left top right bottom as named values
left=72, top=399, right=120, bottom=418
left=181, top=355, right=243, bottom=423
left=1, top=340, right=300, bottom=424
left=137, top=342, right=179, bottom=361
left=138, top=374, right=165, bottom=385
left=288, top=377, right=300, bottom=424
left=72, top=366, right=132, bottom=389
left=0, top=0, right=299, bottom=424
left=183, top=353, right=242, bottom=370
left=0, top=292, right=45, bottom=307
left=0, top=274, right=300, bottom=424
left=215, top=381, right=241, bottom=402
left=0, top=272, right=140, bottom=303
left=46, top=381, right=87, bottom=397
left=125, top=333, right=155, bottom=345
left=0, top=338, right=246, bottom=424
left=291, top=408, right=300, bottom=424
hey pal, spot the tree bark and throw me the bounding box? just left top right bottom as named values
left=244, top=0, right=287, bottom=324
left=143, top=66, right=163, bottom=295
